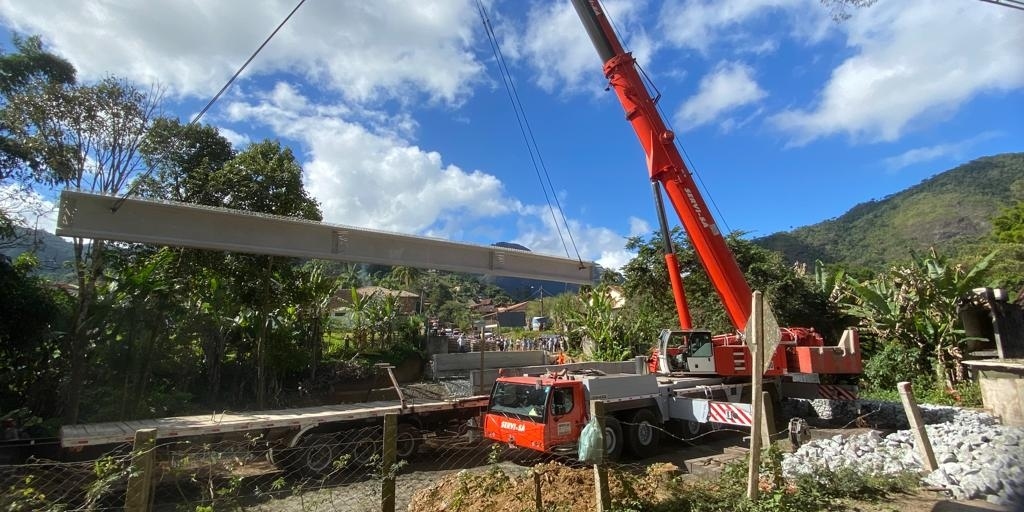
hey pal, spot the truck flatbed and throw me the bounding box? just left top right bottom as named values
left=60, top=396, right=489, bottom=447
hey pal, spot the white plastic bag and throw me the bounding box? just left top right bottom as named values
left=577, top=416, right=604, bottom=463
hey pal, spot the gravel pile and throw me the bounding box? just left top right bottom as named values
left=782, top=406, right=1024, bottom=507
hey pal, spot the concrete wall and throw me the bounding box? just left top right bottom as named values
left=976, top=368, right=1024, bottom=427
left=430, top=350, right=548, bottom=379
left=468, top=359, right=644, bottom=391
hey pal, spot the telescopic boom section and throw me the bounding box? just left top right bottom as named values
left=570, top=0, right=753, bottom=331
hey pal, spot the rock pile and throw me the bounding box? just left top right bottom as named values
left=782, top=406, right=1024, bottom=507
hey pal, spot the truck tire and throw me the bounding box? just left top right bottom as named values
left=297, top=435, right=339, bottom=476
left=683, top=419, right=705, bottom=438
left=349, top=427, right=382, bottom=466
left=625, top=409, right=661, bottom=458
left=603, top=417, right=623, bottom=461
left=395, top=424, right=420, bottom=460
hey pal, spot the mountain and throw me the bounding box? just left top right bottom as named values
left=0, top=227, right=76, bottom=281
left=756, top=153, right=1024, bottom=270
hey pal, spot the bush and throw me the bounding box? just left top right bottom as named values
left=863, top=342, right=925, bottom=391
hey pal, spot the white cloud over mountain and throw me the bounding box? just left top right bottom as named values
left=771, top=0, right=1024, bottom=145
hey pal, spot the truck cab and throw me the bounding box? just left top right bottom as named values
left=482, top=376, right=587, bottom=454
left=482, top=372, right=664, bottom=459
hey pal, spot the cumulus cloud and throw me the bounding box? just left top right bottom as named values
left=771, top=1, right=1024, bottom=145
left=0, top=0, right=483, bottom=104
left=881, top=132, right=1001, bottom=172
left=511, top=204, right=634, bottom=270
left=516, top=0, right=654, bottom=93
left=675, top=62, right=766, bottom=131
left=225, top=83, right=515, bottom=235
left=0, top=184, right=59, bottom=234
left=216, top=127, right=251, bottom=149
left=657, top=0, right=828, bottom=54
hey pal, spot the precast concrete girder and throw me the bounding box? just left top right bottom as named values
left=56, top=190, right=598, bottom=284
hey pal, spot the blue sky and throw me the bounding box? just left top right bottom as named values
left=1, top=0, right=1021, bottom=269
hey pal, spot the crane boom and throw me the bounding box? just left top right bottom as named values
left=570, top=0, right=752, bottom=331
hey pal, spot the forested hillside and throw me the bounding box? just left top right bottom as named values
left=757, top=153, right=1024, bottom=271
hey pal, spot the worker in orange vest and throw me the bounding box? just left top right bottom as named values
left=555, top=351, right=566, bottom=365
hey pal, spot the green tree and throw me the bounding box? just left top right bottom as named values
left=208, top=140, right=321, bottom=407
left=837, top=249, right=995, bottom=386
left=3, top=75, right=160, bottom=422
left=292, top=261, right=340, bottom=381
left=621, top=229, right=839, bottom=337
left=0, top=253, right=72, bottom=420
left=0, top=35, right=76, bottom=240
left=992, top=201, right=1024, bottom=244
left=137, top=117, right=235, bottom=203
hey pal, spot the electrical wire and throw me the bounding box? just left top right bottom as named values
left=474, top=0, right=584, bottom=266
left=977, top=0, right=1024, bottom=11
left=113, top=0, right=308, bottom=211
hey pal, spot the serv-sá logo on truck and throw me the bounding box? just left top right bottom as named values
left=499, top=420, right=526, bottom=432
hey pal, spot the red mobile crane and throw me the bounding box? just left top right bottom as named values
left=481, top=0, right=861, bottom=459
left=570, top=0, right=861, bottom=378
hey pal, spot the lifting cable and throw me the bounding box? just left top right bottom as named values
left=474, top=0, right=584, bottom=266
left=113, top=0, right=309, bottom=212
left=604, top=9, right=736, bottom=238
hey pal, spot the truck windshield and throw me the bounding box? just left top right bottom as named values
left=489, top=382, right=551, bottom=422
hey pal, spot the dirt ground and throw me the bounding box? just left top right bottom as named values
left=403, top=461, right=1014, bottom=512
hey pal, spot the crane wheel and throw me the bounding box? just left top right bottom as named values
left=602, top=417, right=623, bottom=461
left=683, top=419, right=706, bottom=439
left=626, top=409, right=661, bottom=458
left=395, top=424, right=421, bottom=460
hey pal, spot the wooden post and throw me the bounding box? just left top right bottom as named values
left=125, top=428, right=157, bottom=512
left=533, top=470, right=544, bottom=512
left=479, top=325, right=486, bottom=395
left=381, top=413, right=398, bottom=512
left=746, top=292, right=764, bottom=501
left=897, top=382, right=938, bottom=471
left=591, top=400, right=611, bottom=512
left=761, top=391, right=776, bottom=447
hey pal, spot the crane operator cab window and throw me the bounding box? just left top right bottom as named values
left=552, top=387, right=574, bottom=416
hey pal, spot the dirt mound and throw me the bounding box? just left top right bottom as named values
left=407, top=461, right=680, bottom=512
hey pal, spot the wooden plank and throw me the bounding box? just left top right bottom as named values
left=60, top=397, right=489, bottom=447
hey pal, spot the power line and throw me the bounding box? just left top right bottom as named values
left=474, top=0, right=584, bottom=265
left=115, top=0, right=308, bottom=210
left=977, top=0, right=1024, bottom=11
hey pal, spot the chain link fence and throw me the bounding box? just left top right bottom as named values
left=0, top=405, right=768, bottom=511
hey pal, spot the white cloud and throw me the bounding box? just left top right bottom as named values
left=0, top=184, right=59, bottom=233
left=516, top=0, right=654, bottom=93
left=628, top=216, right=650, bottom=237
left=881, top=132, right=1001, bottom=172
left=226, top=83, right=515, bottom=235
left=675, top=62, right=766, bottom=131
left=657, top=0, right=827, bottom=54
left=771, top=1, right=1024, bottom=145
left=217, top=127, right=251, bottom=149
left=511, top=205, right=634, bottom=271
left=0, top=0, right=483, bottom=104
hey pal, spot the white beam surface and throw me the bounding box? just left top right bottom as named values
left=56, top=190, right=597, bottom=284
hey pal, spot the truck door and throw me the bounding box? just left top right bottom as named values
left=546, top=383, right=585, bottom=447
